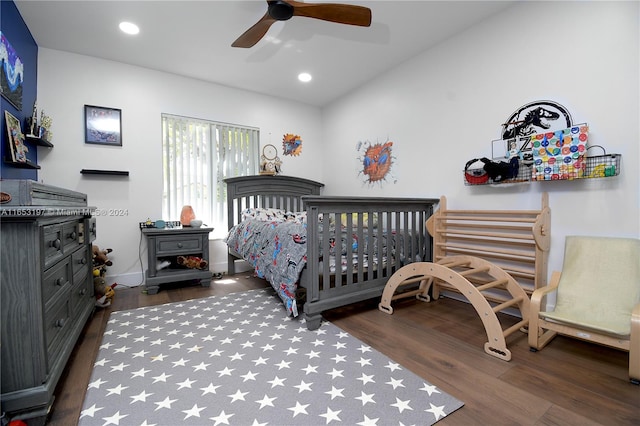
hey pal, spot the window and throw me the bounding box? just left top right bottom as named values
left=161, top=114, right=259, bottom=237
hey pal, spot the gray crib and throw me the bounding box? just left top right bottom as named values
left=225, top=175, right=439, bottom=329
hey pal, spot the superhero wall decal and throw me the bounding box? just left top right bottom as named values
left=356, top=139, right=396, bottom=186
left=282, top=133, right=302, bottom=156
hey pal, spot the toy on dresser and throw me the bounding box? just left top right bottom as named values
left=92, top=245, right=117, bottom=307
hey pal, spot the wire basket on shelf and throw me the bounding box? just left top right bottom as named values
left=584, top=145, right=621, bottom=179
left=463, top=158, right=531, bottom=186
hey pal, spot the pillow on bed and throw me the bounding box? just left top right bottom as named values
left=285, top=211, right=307, bottom=224
left=242, top=207, right=289, bottom=222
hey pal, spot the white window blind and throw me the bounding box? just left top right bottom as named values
left=162, top=114, right=259, bottom=237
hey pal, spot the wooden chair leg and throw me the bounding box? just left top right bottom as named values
left=529, top=271, right=561, bottom=350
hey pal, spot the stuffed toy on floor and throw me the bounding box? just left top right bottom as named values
left=94, top=277, right=117, bottom=308
left=92, top=245, right=113, bottom=267
left=177, top=255, right=209, bottom=270
left=92, top=244, right=117, bottom=307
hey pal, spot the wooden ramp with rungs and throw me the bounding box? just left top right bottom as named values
left=426, top=193, right=550, bottom=299
left=379, top=255, right=530, bottom=361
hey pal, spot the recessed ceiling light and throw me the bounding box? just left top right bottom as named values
left=119, top=21, right=140, bottom=35
left=298, top=72, right=312, bottom=83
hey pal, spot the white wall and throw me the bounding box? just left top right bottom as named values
left=322, top=0, right=640, bottom=278
left=36, top=50, right=323, bottom=284
left=36, top=1, right=639, bottom=289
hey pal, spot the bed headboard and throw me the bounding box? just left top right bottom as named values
left=224, top=175, right=324, bottom=229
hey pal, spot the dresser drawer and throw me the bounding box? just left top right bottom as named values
left=70, top=270, right=92, bottom=316
left=62, top=220, right=82, bottom=253
left=42, top=257, right=72, bottom=306
left=156, top=235, right=203, bottom=255
left=71, top=246, right=89, bottom=277
left=42, top=224, right=64, bottom=268
left=88, top=217, right=97, bottom=242
left=44, top=292, right=71, bottom=366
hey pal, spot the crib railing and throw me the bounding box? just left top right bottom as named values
left=300, top=196, right=439, bottom=329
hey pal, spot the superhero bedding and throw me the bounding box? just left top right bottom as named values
left=225, top=207, right=423, bottom=317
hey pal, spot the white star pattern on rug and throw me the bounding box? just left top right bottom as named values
left=79, top=288, right=463, bottom=425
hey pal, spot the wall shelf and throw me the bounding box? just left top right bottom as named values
left=25, top=135, right=53, bottom=148
left=465, top=153, right=621, bottom=186
left=80, top=169, right=129, bottom=176
left=3, top=158, right=41, bottom=169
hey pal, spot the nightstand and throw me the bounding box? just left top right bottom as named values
left=142, top=227, right=213, bottom=294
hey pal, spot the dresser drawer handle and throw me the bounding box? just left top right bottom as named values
left=55, top=318, right=66, bottom=328
left=56, top=277, right=65, bottom=286
left=177, top=243, right=183, bottom=248
left=69, top=231, right=77, bottom=240
left=80, top=289, right=86, bottom=296
left=50, top=239, right=61, bottom=249
left=79, top=258, right=87, bottom=265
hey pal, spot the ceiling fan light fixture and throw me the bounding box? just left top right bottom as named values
left=268, top=1, right=295, bottom=21
left=298, top=72, right=312, bottom=83
left=119, top=21, right=140, bottom=35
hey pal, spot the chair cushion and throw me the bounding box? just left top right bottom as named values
left=540, top=236, right=640, bottom=337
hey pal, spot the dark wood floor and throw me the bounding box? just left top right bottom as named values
left=48, top=275, right=639, bottom=426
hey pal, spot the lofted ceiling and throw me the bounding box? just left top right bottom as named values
left=15, top=0, right=516, bottom=107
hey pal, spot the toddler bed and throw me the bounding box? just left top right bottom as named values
left=224, top=175, right=439, bottom=329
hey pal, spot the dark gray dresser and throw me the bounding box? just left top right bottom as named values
left=0, top=180, right=96, bottom=424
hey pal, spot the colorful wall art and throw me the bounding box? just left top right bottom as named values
left=0, top=32, right=24, bottom=110
left=531, top=124, right=588, bottom=181
left=4, top=110, right=28, bottom=162
left=282, top=133, right=302, bottom=156
left=356, top=139, right=396, bottom=186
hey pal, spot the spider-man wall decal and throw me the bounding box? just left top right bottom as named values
left=282, top=133, right=302, bottom=156
left=356, top=139, right=397, bottom=186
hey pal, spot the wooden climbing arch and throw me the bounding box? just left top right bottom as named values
left=378, top=255, right=530, bottom=361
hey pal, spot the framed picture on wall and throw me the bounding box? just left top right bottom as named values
left=0, top=32, right=24, bottom=110
left=84, top=105, right=122, bottom=146
left=4, top=110, right=28, bottom=162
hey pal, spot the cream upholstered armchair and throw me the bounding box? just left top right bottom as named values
left=528, top=236, right=640, bottom=384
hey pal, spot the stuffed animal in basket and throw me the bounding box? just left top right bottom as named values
left=177, top=255, right=209, bottom=270
left=94, top=276, right=117, bottom=308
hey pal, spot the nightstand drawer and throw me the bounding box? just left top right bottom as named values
left=42, top=257, right=72, bottom=306
left=42, top=224, right=64, bottom=268
left=156, top=236, right=203, bottom=255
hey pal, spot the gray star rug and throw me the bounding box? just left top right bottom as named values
left=79, top=288, right=463, bottom=425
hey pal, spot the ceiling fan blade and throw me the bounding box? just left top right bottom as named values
left=232, top=12, right=277, bottom=48
left=289, top=1, right=372, bottom=27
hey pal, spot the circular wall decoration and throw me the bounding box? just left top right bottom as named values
left=502, top=100, right=572, bottom=140
left=260, top=144, right=281, bottom=175
left=501, top=100, right=573, bottom=165
left=282, top=133, right=302, bottom=156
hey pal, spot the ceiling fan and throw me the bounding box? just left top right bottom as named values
left=232, top=0, right=372, bottom=48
